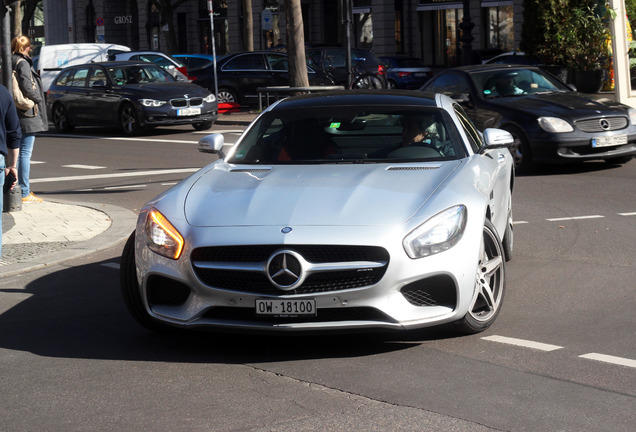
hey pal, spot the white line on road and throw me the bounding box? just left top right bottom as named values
left=482, top=335, right=563, bottom=351
left=579, top=353, right=636, bottom=369
left=31, top=168, right=199, bottom=184
left=546, top=215, right=604, bottom=222
left=62, top=164, right=106, bottom=170
left=513, top=221, right=528, bottom=225
left=618, top=212, right=636, bottom=216
left=104, top=184, right=147, bottom=190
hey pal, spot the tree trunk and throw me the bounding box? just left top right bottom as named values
left=284, top=0, right=309, bottom=88
left=12, top=0, right=22, bottom=38
left=243, top=0, right=253, bottom=51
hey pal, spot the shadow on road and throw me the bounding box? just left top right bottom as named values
left=0, top=259, right=459, bottom=364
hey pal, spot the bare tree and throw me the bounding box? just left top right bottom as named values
left=20, top=0, right=40, bottom=36
left=284, top=0, right=308, bottom=87
left=243, top=0, right=253, bottom=51
left=11, top=0, right=22, bottom=38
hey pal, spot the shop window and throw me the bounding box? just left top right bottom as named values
left=483, top=3, right=514, bottom=51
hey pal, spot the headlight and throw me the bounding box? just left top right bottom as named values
left=537, top=117, right=574, bottom=133
left=628, top=108, right=636, bottom=125
left=145, top=208, right=184, bottom=259
left=403, top=205, right=467, bottom=259
left=204, top=93, right=216, bottom=103
left=139, top=99, right=167, bottom=107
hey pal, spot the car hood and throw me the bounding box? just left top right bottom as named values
left=490, top=92, right=629, bottom=118
left=184, top=162, right=461, bottom=227
left=122, top=82, right=209, bottom=98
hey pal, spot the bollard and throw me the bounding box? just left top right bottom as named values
left=3, top=184, right=22, bottom=212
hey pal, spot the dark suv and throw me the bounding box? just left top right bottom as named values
left=306, top=47, right=386, bottom=86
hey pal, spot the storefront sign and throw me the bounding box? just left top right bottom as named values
left=417, top=2, right=463, bottom=11
left=114, top=15, right=134, bottom=25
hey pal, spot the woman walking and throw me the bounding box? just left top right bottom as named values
left=12, top=35, right=48, bottom=203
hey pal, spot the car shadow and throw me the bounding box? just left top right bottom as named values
left=0, top=259, right=460, bottom=364
left=517, top=160, right=629, bottom=177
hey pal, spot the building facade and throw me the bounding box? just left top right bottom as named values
left=42, top=0, right=524, bottom=66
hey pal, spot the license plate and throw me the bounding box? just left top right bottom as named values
left=255, top=299, right=317, bottom=317
left=415, top=72, right=428, bottom=77
left=591, top=134, right=627, bottom=148
left=177, top=107, right=201, bottom=116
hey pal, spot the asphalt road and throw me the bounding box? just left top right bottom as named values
left=1, top=124, right=634, bottom=431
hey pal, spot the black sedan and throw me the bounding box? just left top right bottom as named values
left=421, top=65, right=636, bottom=171
left=47, top=61, right=218, bottom=136
left=188, top=51, right=332, bottom=105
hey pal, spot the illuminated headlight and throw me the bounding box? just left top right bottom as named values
left=537, top=117, right=573, bottom=133
left=204, top=93, right=216, bottom=103
left=628, top=108, right=636, bottom=125
left=145, top=208, right=184, bottom=259
left=403, top=205, right=467, bottom=259
left=139, top=99, right=167, bottom=107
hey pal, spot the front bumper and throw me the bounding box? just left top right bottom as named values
left=530, top=129, right=636, bottom=163
left=133, top=223, right=483, bottom=333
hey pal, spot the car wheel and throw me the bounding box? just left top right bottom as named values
left=504, top=125, right=533, bottom=173
left=52, top=103, right=75, bottom=133
left=120, top=103, right=141, bottom=136
left=604, top=155, right=632, bottom=165
left=454, top=219, right=506, bottom=334
left=387, top=79, right=397, bottom=89
left=217, top=88, right=238, bottom=104
left=502, top=210, right=514, bottom=262
left=120, top=232, right=171, bottom=332
left=352, top=74, right=386, bottom=89
left=193, top=121, right=213, bottom=131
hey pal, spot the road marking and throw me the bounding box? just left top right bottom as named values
left=31, top=167, right=199, bottom=184
left=104, top=184, right=147, bottom=190
left=161, top=182, right=178, bottom=186
left=513, top=221, right=528, bottom=225
left=618, top=212, right=636, bottom=216
left=482, top=335, right=563, bottom=351
left=546, top=215, right=604, bottom=222
left=62, top=164, right=106, bottom=170
left=579, top=353, right=636, bottom=369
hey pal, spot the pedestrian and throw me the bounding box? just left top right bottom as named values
left=12, top=35, right=48, bottom=203
left=0, top=84, right=23, bottom=259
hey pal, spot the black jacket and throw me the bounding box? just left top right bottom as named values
left=12, top=53, right=48, bottom=134
left=0, top=85, right=22, bottom=157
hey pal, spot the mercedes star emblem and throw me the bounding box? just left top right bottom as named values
left=267, top=250, right=305, bottom=290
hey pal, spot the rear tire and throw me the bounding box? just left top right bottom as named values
left=352, top=74, right=386, bottom=89
left=217, top=88, right=238, bottom=104
left=120, top=232, right=170, bottom=332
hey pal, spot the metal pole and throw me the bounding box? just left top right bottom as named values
left=343, top=0, right=352, bottom=88
left=2, top=4, right=13, bottom=88
left=208, top=0, right=219, bottom=98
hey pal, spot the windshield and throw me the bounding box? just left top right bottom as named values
left=473, top=68, right=571, bottom=99
left=228, top=106, right=467, bottom=164
left=107, top=64, right=175, bottom=85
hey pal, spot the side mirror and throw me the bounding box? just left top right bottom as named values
left=480, top=128, right=514, bottom=152
left=198, top=133, right=225, bottom=158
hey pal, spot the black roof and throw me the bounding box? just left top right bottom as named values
left=445, top=64, right=543, bottom=74
left=273, top=89, right=439, bottom=110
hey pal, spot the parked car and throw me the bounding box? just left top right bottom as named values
left=187, top=51, right=333, bottom=105
left=380, top=56, right=433, bottom=89
left=420, top=65, right=636, bottom=171
left=120, top=90, right=515, bottom=335
left=173, top=53, right=217, bottom=70
left=306, top=46, right=386, bottom=86
left=38, top=43, right=131, bottom=92
left=483, top=51, right=541, bottom=65
left=46, top=61, right=217, bottom=136
left=113, top=51, right=189, bottom=80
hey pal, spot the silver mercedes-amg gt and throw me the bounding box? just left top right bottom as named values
left=121, top=90, right=515, bottom=335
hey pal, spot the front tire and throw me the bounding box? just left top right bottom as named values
left=120, top=103, right=142, bottom=136
left=504, top=125, right=533, bottom=174
left=120, top=232, right=170, bottom=332
left=454, top=219, right=506, bottom=334
left=52, top=103, right=75, bottom=133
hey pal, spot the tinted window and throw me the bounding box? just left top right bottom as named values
left=68, top=67, right=90, bottom=87
left=223, top=54, right=266, bottom=70
left=54, top=69, right=74, bottom=86
left=453, top=104, right=482, bottom=153
left=267, top=54, right=288, bottom=71
left=425, top=73, right=470, bottom=95
left=229, top=106, right=465, bottom=164
left=89, top=67, right=107, bottom=87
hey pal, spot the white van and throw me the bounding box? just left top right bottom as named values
left=38, top=43, right=131, bottom=92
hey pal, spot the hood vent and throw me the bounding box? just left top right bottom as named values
left=230, top=168, right=272, bottom=173
left=387, top=166, right=439, bottom=171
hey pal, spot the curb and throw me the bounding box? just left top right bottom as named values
left=0, top=200, right=138, bottom=278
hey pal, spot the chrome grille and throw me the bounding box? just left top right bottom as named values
left=191, top=245, right=390, bottom=295
left=170, top=97, right=204, bottom=108
left=575, top=117, right=628, bottom=132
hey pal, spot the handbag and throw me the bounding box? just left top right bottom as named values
left=12, top=58, right=36, bottom=112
